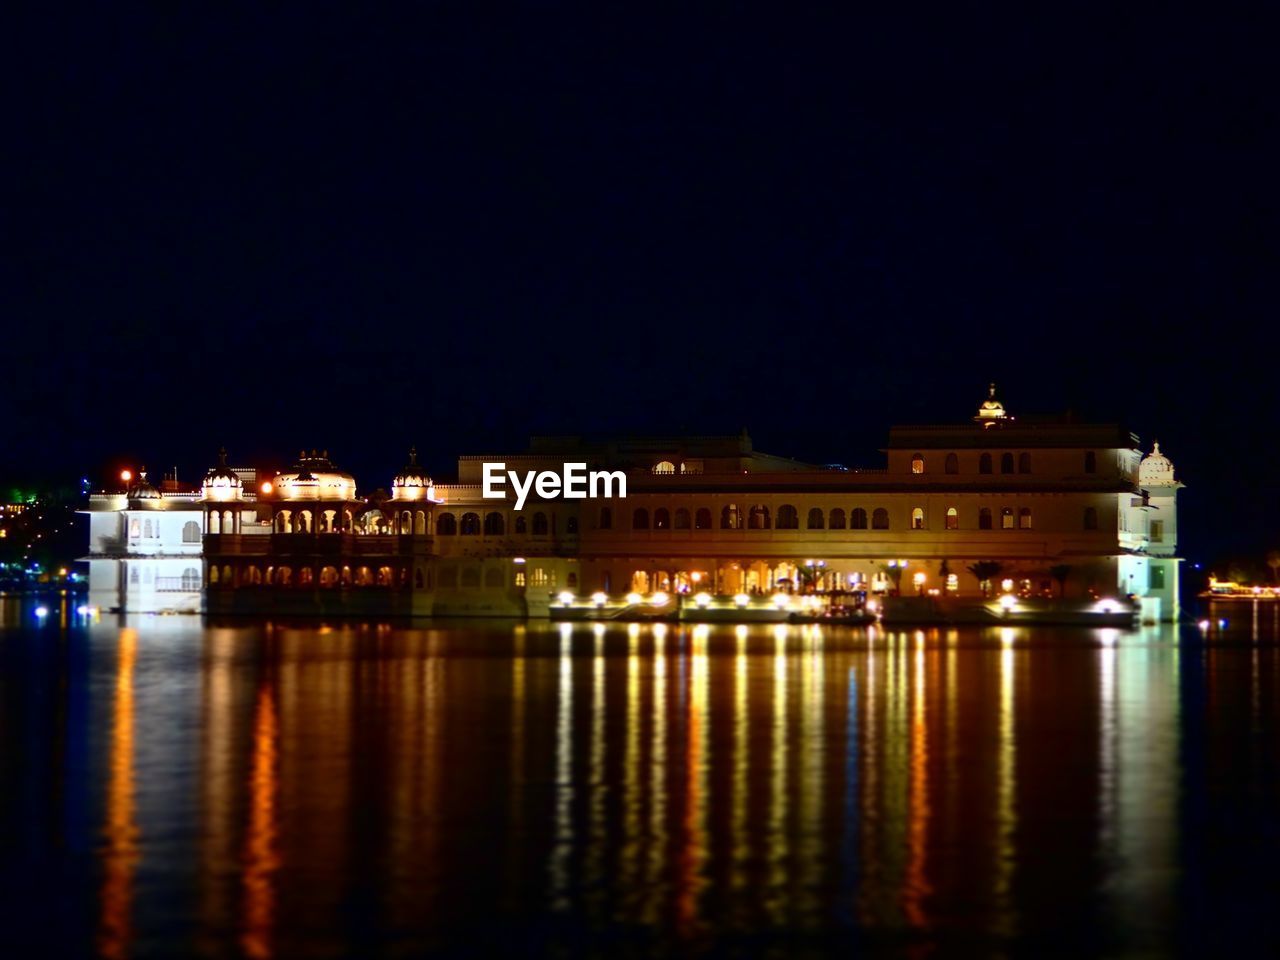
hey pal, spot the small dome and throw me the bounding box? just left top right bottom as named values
left=1139, top=441, right=1175, bottom=485
left=391, top=447, right=435, bottom=501
left=270, top=449, right=358, bottom=501
left=202, top=447, right=242, bottom=488
left=975, top=382, right=1009, bottom=424
left=127, top=468, right=162, bottom=501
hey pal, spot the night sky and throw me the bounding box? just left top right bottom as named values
left=5, top=7, right=1276, bottom=566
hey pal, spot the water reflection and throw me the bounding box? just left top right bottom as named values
left=2, top=612, right=1279, bottom=956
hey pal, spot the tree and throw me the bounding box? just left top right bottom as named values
left=967, top=560, right=1004, bottom=598
left=1049, top=564, right=1072, bottom=598
left=880, top=563, right=904, bottom=595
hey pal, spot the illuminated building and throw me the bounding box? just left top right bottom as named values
left=80, top=454, right=258, bottom=613
left=195, top=387, right=1182, bottom=620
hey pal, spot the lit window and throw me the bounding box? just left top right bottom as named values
left=652, top=461, right=676, bottom=475
left=1018, top=507, right=1032, bottom=529
left=911, top=454, right=925, bottom=474
left=945, top=507, right=958, bottom=530
left=1001, top=507, right=1015, bottom=529
left=911, top=507, right=925, bottom=529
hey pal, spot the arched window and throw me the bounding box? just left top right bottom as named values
left=829, top=508, right=846, bottom=529
left=533, top=512, right=549, bottom=535
left=694, top=508, right=712, bottom=530
left=850, top=507, right=868, bottom=530
left=181, top=567, right=200, bottom=590
left=298, top=567, right=313, bottom=586
left=182, top=520, right=200, bottom=542
left=807, top=507, right=824, bottom=529
left=320, top=566, right=339, bottom=587
left=633, top=508, right=649, bottom=530
left=1001, top=507, right=1015, bottom=529
left=460, top=512, right=481, bottom=535
left=566, top=516, right=579, bottom=534
left=652, top=460, right=676, bottom=475
left=1084, top=451, right=1097, bottom=474
left=911, top=507, right=925, bottom=530
left=436, top=513, right=457, bottom=535
left=945, top=452, right=959, bottom=474
left=129, top=519, right=141, bottom=538
left=1000, top=453, right=1014, bottom=474
left=1018, top=452, right=1031, bottom=474
left=777, top=505, right=799, bottom=529
left=1083, top=506, right=1098, bottom=530
left=377, top=566, right=394, bottom=587
left=143, top=519, right=152, bottom=538
left=979, top=507, right=992, bottom=530
left=911, top=454, right=925, bottom=474
left=674, top=508, right=691, bottom=530
left=980, top=453, right=993, bottom=474
left=483, top=512, right=504, bottom=535
left=871, top=507, right=889, bottom=530
left=654, top=508, right=670, bottom=530
left=599, top=506, right=612, bottom=530
left=277, top=566, right=293, bottom=586
left=721, top=504, right=740, bottom=529
left=748, top=505, right=770, bottom=529
left=945, top=507, right=958, bottom=530
left=1019, top=507, right=1032, bottom=529
left=515, top=516, right=527, bottom=534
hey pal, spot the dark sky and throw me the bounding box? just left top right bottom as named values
left=5, top=6, right=1276, bottom=564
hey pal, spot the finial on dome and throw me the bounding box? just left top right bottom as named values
left=989, top=382, right=996, bottom=399
left=975, top=383, right=1008, bottom=424
left=218, top=446, right=228, bottom=466
left=409, top=446, right=417, bottom=466
left=1152, top=440, right=1161, bottom=456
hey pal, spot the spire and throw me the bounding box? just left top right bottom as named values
left=217, top=446, right=228, bottom=466
left=409, top=445, right=418, bottom=466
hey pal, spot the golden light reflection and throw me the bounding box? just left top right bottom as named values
left=902, top=633, right=932, bottom=927
left=995, top=637, right=1018, bottom=936
left=678, top=625, right=710, bottom=934
left=622, top=626, right=641, bottom=898
left=240, top=681, right=280, bottom=959
left=644, top=625, right=669, bottom=923
left=549, top=626, right=575, bottom=910
left=586, top=626, right=608, bottom=908
left=766, top=625, right=790, bottom=925
left=98, top=627, right=139, bottom=960
left=731, top=626, right=749, bottom=895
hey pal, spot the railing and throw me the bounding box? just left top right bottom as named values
left=155, top=577, right=201, bottom=592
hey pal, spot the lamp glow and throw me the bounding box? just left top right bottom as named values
left=734, top=592, right=750, bottom=607
left=34, top=606, right=48, bottom=619
left=625, top=592, right=642, bottom=604
left=591, top=591, right=607, bottom=606
left=557, top=591, right=575, bottom=606
left=694, top=592, right=711, bottom=608
left=772, top=593, right=789, bottom=608
left=650, top=591, right=670, bottom=606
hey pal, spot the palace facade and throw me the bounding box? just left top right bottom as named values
left=175, top=387, right=1183, bottom=621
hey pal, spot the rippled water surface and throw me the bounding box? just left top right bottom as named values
left=2, top=601, right=1280, bottom=957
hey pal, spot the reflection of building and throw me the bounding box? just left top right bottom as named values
left=197, top=387, right=1182, bottom=620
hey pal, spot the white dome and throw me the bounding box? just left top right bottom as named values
left=270, top=450, right=358, bottom=501
left=1139, top=441, right=1175, bottom=485
left=201, top=448, right=243, bottom=501
left=391, top=447, right=439, bottom=501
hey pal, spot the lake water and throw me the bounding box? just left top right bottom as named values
left=2, top=601, right=1279, bottom=957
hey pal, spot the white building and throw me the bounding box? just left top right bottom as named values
left=80, top=454, right=259, bottom=613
